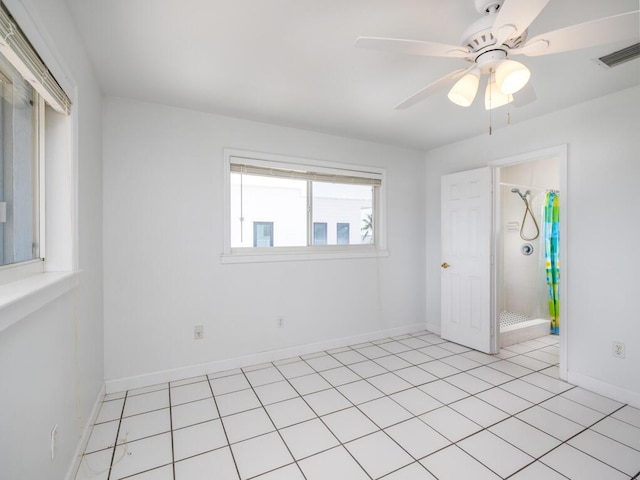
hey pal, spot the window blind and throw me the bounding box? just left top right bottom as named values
left=0, top=3, right=71, bottom=114
left=230, top=162, right=382, bottom=187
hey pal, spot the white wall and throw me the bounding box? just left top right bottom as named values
left=103, top=98, right=426, bottom=386
left=425, top=85, right=640, bottom=406
left=0, top=0, right=104, bottom=479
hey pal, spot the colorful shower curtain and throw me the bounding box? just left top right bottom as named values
left=544, top=192, right=560, bottom=334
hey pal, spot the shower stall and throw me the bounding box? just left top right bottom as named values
left=497, top=156, right=560, bottom=347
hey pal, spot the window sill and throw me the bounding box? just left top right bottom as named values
left=221, top=248, right=390, bottom=264
left=0, top=271, right=78, bottom=333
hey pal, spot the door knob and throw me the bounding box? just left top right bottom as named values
left=441, top=262, right=451, bottom=269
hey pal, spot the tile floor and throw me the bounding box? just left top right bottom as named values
left=74, top=332, right=640, bottom=480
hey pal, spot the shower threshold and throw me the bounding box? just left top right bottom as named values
left=499, top=311, right=551, bottom=348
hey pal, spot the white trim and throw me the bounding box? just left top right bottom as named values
left=64, top=383, right=105, bottom=480
left=105, top=323, right=425, bottom=394
left=0, top=270, right=78, bottom=332
left=489, top=144, right=568, bottom=379
left=568, top=371, right=640, bottom=409
left=222, top=148, right=388, bottom=259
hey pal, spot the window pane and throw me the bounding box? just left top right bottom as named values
left=312, top=222, right=327, bottom=245
left=0, top=55, right=39, bottom=266
left=337, top=223, right=350, bottom=245
left=312, top=182, right=374, bottom=245
left=231, top=172, right=306, bottom=248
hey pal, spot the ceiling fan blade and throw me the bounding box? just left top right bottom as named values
left=394, top=66, right=474, bottom=110
left=517, top=10, right=640, bottom=57
left=355, top=37, right=470, bottom=59
left=492, top=0, right=551, bottom=46
left=512, top=82, right=537, bottom=107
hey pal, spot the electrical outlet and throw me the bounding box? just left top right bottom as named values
left=50, top=424, right=58, bottom=460
left=613, top=341, right=625, bottom=359
left=277, top=316, right=284, bottom=328
left=194, top=325, right=204, bottom=340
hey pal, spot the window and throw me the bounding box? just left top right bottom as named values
left=337, top=223, right=350, bottom=245
left=224, top=150, right=386, bottom=261
left=0, top=3, right=70, bottom=275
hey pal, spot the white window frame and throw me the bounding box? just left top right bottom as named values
left=222, top=149, right=388, bottom=264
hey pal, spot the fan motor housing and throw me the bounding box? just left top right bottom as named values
left=461, top=14, right=527, bottom=56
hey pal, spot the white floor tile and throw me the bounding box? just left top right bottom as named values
left=591, top=416, right=640, bottom=450
left=109, top=432, right=172, bottom=480
left=174, top=447, right=238, bottom=480
left=215, top=388, right=261, bottom=417
left=222, top=407, right=275, bottom=444
left=170, top=381, right=212, bottom=406
left=444, top=372, right=493, bottom=395
left=367, top=372, right=413, bottom=395
left=420, top=445, right=501, bottom=480
left=347, top=360, right=388, bottom=378
left=516, top=406, right=584, bottom=441
left=358, top=396, right=413, bottom=428
left=439, top=355, right=482, bottom=372
left=172, top=419, right=227, bottom=461
left=357, top=345, right=391, bottom=359
left=520, top=372, right=573, bottom=394
left=539, top=396, right=606, bottom=426
left=321, top=407, right=379, bottom=442
left=127, top=384, right=168, bottom=397
left=394, top=366, right=437, bottom=386
left=279, top=418, right=339, bottom=460
left=264, top=397, right=316, bottom=429
left=123, top=390, right=170, bottom=417
left=231, top=432, right=294, bottom=480
left=319, top=366, right=360, bottom=386
left=125, top=465, right=173, bottom=479
left=418, top=360, right=460, bottom=379
left=304, top=355, right=342, bottom=372
left=345, top=431, right=413, bottom=478
left=569, top=429, right=640, bottom=476
left=488, top=417, right=560, bottom=458
left=85, top=420, right=119, bottom=453
left=298, top=446, right=368, bottom=480
left=397, top=349, right=433, bottom=365
left=460, top=350, right=500, bottom=365
left=506, top=355, right=550, bottom=371
left=449, top=396, right=510, bottom=428
left=332, top=349, right=368, bottom=365
left=560, top=387, right=625, bottom=414
left=418, top=379, right=469, bottom=405
left=419, top=406, right=482, bottom=442
left=208, top=368, right=242, bottom=380
left=374, top=355, right=413, bottom=371
left=337, top=379, right=385, bottom=404
left=96, top=399, right=124, bottom=424
left=118, top=408, right=171, bottom=444
left=541, top=444, right=628, bottom=480
left=245, top=367, right=285, bottom=387
left=508, top=461, right=567, bottom=480
left=458, top=430, right=533, bottom=478
left=74, top=448, right=113, bottom=480
left=171, top=397, right=219, bottom=430
left=382, top=462, right=437, bottom=479
left=276, top=361, right=315, bottom=379
left=254, top=463, right=305, bottom=479
left=385, top=417, right=450, bottom=459
left=524, top=349, right=559, bottom=365
left=476, top=387, right=533, bottom=415
left=438, top=342, right=471, bottom=354
left=170, top=375, right=208, bottom=388
left=612, top=405, right=640, bottom=428
left=390, top=388, right=443, bottom=416
left=303, top=388, right=351, bottom=416
left=499, top=379, right=555, bottom=404
left=379, top=341, right=413, bottom=354
left=254, top=380, right=299, bottom=405
left=288, top=373, right=332, bottom=395
left=419, top=345, right=455, bottom=359
left=488, top=360, right=532, bottom=378
left=467, top=365, right=514, bottom=386
left=209, top=373, right=250, bottom=396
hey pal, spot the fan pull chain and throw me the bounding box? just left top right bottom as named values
left=488, top=69, right=493, bottom=135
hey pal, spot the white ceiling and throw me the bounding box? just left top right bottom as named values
left=65, top=0, right=640, bottom=150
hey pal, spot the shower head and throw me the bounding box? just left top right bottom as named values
left=511, top=188, right=529, bottom=201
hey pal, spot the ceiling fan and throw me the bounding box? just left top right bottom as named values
left=356, top=0, right=639, bottom=110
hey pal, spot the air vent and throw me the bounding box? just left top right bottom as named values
left=596, top=43, right=640, bottom=68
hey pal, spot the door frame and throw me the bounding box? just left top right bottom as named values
left=489, top=144, right=568, bottom=381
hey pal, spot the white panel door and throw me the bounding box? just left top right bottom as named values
left=441, top=167, right=493, bottom=353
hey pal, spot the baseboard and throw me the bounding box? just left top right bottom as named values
left=426, top=322, right=441, bottom=335
left=65, top=383, right=106, bottom=480
left=105, top=323, right=427, bottom=394
left=568, top=371, right=640, bottom=409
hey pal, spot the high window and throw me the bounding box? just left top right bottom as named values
left=224, top=150, right=385, bottom=261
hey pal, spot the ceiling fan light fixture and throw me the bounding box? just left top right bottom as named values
left=447, top=70, right=480, bottom=107
left=484, top=78, right=513, bottom=110
left=495, top=59, right=530, bottom=94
